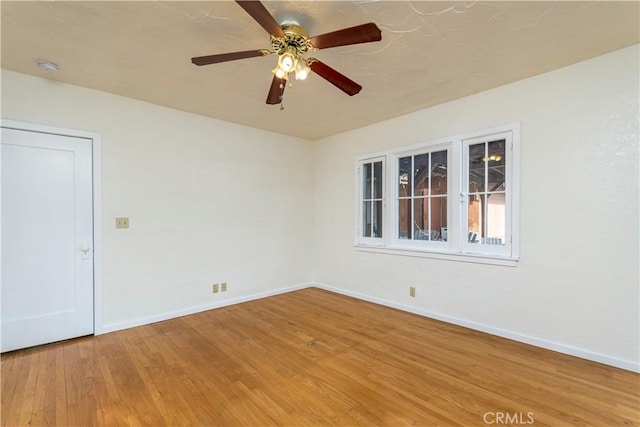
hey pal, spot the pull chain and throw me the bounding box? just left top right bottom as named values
left=279, top=76, right=294, bottom=111
left=279, top=79, right=285, bottom=111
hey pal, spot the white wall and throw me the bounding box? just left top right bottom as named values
left=312, top=45, right=639, bottom=371
left=1, top=70, right=314, bottom=331
left=2, top=45, right=638, bottom=371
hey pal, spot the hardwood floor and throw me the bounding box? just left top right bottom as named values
left=2, top=288, right=638, bottom=426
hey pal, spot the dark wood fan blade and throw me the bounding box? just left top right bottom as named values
left=236, top=1, right=284, bottom=38
left=192, top=50, right=267, bottom=66
left=309, top=23, right=381, bottom=49
left=309, top=60, right=362, bottom=96
left=266, top=76, right=286, bottom=105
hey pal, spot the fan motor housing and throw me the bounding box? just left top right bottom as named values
left=271, top=24, right=312, bottom=56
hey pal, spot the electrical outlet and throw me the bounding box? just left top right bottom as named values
left=212, top=283, right=219, bottom=293
left=115, top=217, right=129, bottom=229
left=409, top=286, right=416, bottom=297
left=221, top=282, right=227, bottom=292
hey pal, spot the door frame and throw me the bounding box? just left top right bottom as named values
left=1, top=119, right=103, bottom=335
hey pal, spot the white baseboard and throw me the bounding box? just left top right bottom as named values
left=311, top=282, right=640, bottom=373
left=100, top=281, right=638, bottom=373
left=100, top=283, right=309, bottom=334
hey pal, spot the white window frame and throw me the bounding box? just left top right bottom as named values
left=389, top=142, right=453, bottom=252
left=355, top=156, right=386, bottom=246
left=355, top=123, right=520, bottom=266
left=462, top=131, right=513, bottom=258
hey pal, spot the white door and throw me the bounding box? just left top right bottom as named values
left=1, top=127, right=94, bottom=352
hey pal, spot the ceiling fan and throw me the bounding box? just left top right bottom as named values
left=191, top=0, right=382, bottom=107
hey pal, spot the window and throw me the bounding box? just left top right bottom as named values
left=357, top=157, right=384, bottom=245
left=355, top=124, right=519, bottom=265
left=463, top=133, right=512, bottom=257
left=397, top=149, right=448, bottom=243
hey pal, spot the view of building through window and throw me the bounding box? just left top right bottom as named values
left=356, top=124, right=517, bottom=262
left=398, top=150, right=448, bottom=241
left=467, top=139, right=506, bottom=245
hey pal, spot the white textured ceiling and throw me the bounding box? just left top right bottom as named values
left=2, top=1, right=638, bottom=140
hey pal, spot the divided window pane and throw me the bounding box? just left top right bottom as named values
left=397, top=149, right=448, bottom=241
left=357, top=125, right=516, bottom=261
left=467, top=139, right=507, bottom=246
left=361, top=159, right=384, bottom=239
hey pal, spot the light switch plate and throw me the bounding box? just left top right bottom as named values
left=115, top=217, right=129, bottom=229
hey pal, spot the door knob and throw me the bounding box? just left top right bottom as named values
left=80, top=244, right=92, bottom=260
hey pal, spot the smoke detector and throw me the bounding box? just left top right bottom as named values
left=37, top=60, right=59, bottom=73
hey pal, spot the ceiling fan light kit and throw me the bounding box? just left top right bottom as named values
left=191, top=0, right=382, bottom=109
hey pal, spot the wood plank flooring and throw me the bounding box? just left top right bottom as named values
left=2, top=288, right=638, bottom=426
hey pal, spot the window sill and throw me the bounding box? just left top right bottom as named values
left=354, top=244, right=519, bottom=267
